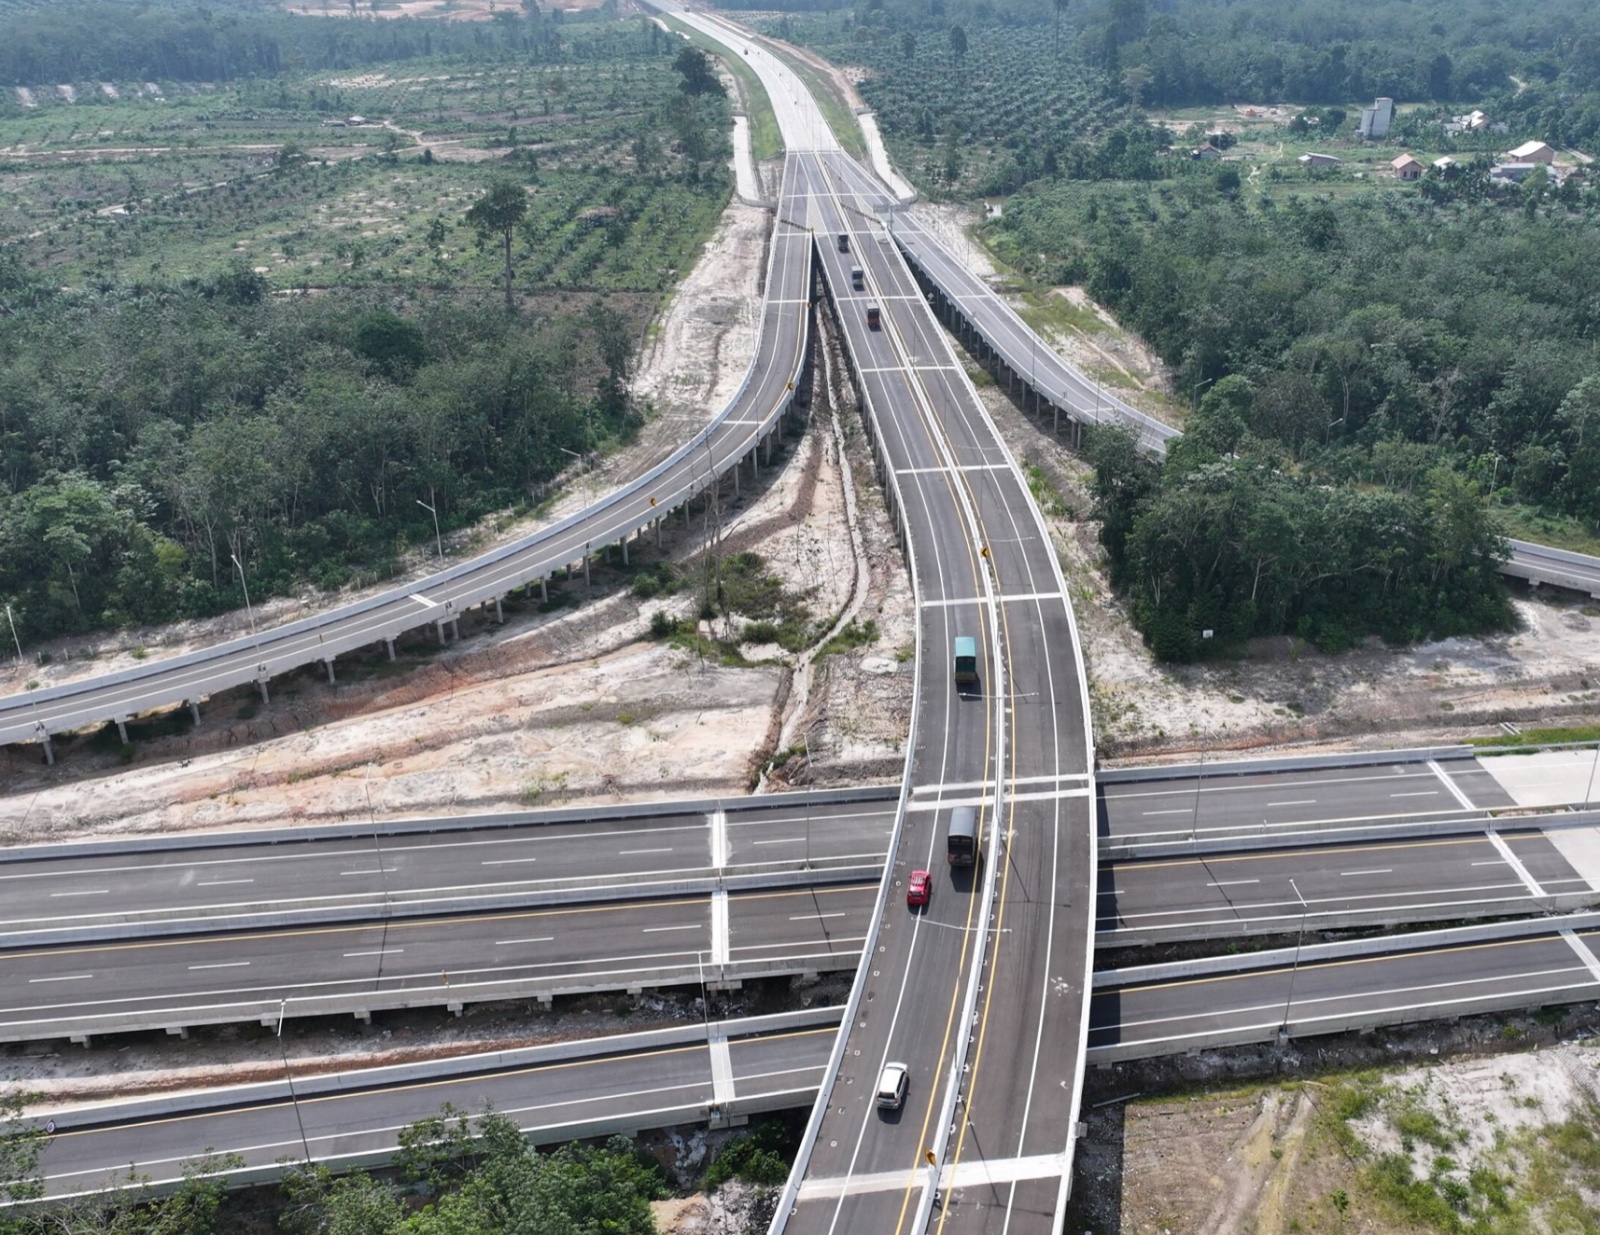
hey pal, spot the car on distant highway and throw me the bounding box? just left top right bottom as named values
left=906, top=869, right=931, bottom=908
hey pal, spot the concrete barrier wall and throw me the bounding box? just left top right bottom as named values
left=1, top=863, right=884, bottom=949
left=0, top=785, right=900, bottom=866
left=1087, top=980, right=1600, bottom=1064
left=12, top=949, right=864, bottom=1046
left=1095, top=889, right=1600, bottom=949
left=1096, top=746, right=1474, bottom=787
left=40, top=1005, right=843, bottom=1132
left=1093, top=908, right=1600, bottom=989
left=1103, top=807, right=1600, bottom=861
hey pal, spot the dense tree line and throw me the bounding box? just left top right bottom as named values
left=0, top=0, right=570, bottom=87
left=0, top=256, right=636, bottom=639
left=988, top=180, right=1600, bottom=656
left=0, top=1099, right=667, bottom=1234
left=1084, top=422, right=1513, bottom=660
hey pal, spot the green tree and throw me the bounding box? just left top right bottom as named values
left=466, top=181, right=530, bottom=313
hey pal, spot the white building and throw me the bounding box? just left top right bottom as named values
left=1359, top=97, right=1394, bottom=139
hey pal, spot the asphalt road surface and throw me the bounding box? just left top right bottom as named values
left=0, top=153, right=817, bottom=755
left=33, top=1021, right=837, bottom=1197
left=0, top=884, right=877, bottom=1042
left=764, top=147, right=1095, bottom=1235
left=0, top=798, right=896, bottom=941
left=1098, top=756, right=1518, bottom=848
left=1101, top=828, right=1596, bottom=945
left=1089, top=926, right=1600, bottom=1061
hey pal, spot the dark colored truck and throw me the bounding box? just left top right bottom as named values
left=947, top=805, right=980, bottom=866
left=866, top=303, right=881, bottom=330
left=953, top=635, right=978, bottom=684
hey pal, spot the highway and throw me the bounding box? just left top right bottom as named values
left=1088, top=921, right=1600, bottom=1062
left=0, top=794, right=897, bottom=943
left=0, top=152, right=816, bottom=758
left=29, top=1013, right=838, bottom=1197
left=1100, top=828, right=1598, bottom=946
left=0, top=884, right=876, bottom=1043
left=1501, top=538, right=1600, bottom=599
left=1098, top=754, right=1518, bottom=849
left=772, top=145, right=1095, bottom=1234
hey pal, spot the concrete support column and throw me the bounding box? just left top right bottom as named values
left=385, top=638, right=396, bottom=662
left=765, top=433, right=773, bottom=466
left=656, top=517, right=663, bottom=550
left=166, top=1026, right=189, bottom=1040
left=116, top=718, right=129, bottom=745
left=733, top=462, right=740, bottom=498
left=257, top=680, right=270, bottom=705
left=324, top=658, right=336, bottom=684
left=1053, top=405, right=1060, bottom=436
left=189, top=700, right=201, bottom=725
left=42, top=735, right=54, bottom=766
left=436, top=619, right=447, bottom=644
left=583, top=549, right=591, bottom=588
left=494, top=596, right=504, bottom=623
left=451, top=618, right=461, bottom=640
left=540, top=577, right=549, bottom=603
left=622, top=537, right=629, bottom=567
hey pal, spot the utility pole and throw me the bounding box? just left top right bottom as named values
left=277, top=998, right=313, bottom=1164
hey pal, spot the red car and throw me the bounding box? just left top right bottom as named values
left=906, top=869, right=931, bottom=908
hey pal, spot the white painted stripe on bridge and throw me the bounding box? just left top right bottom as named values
left=1486, top=829, right=1547, bottom=899
left=407, top=593, right=438, bottom=608
left=914, top=773, right=1090, bottom=794
left=796, top=1152, right=1067, bottom=1201
left=906, top=788, right=1091, bottom=812
left=921, top=591, right=1065, bottom=609
left=711, top=889, right=730, bottom=966
left=1561, top=930, right=1600, bottom=986
left=1429, top=760, right=1478, bottom=811
left=708, top=1034, right=736, bottom=1107
left=709, top=810, right=729, bottom=870
left=896, top=463, right=1013, bottom=475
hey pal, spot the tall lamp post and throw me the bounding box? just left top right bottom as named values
left=1280, top=876, right=1307, bottom=1044
left=416, top=488, right=444, bottom=565
left=230, top=553, right=256, bottom=637
left=4, top=603, right=21, bottom=664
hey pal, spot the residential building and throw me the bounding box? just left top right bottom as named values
left=1190, top=145, right=1221, bottom=161
left=1392, top=154, right=1425, bottom=180
left=1491, top=162, right=1540, bottom=183
left=1298, top=152, right=1341, bottom=168
left=1505, top=140, right=1555, bottom=164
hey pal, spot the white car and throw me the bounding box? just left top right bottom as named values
left=875, top=1062, right=909, bottom=1110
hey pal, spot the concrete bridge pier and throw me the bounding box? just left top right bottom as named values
left=385, top=638, right=396, bottom=662
left=41, top=734, right=54, bottom=765
left=115, top=718, right=129, bottom=745
left=540, top=577, right=549, bottom=603
left=583, top=548, right=592, bottom=588
left=323, top=658, right=336, bottom=684
left=494, top=596, right=504, bottom=623
left=621, top=537, right=629, bottom=567
left=257, top=680, right=270, bottom=705
left=189, top=700, right=201, bottom=725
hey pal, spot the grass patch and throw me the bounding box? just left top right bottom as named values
left=819, top=617, right=878, bottom=656
left=1467, top=724, right=1600, bottom=749
left=1493, top=504, right=1600, bottom=558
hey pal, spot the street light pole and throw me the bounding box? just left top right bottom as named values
left=1192, top=376, right=1214, bottom=420
left=415, top=488, right=444, bottom=565
left=1281, top=877, right=1307, bottom=1043
left=4, top=603, right=21, bottom=664
left=277, top=998, right=313, bottom=1164
left=230, top=553, right=256, bottom=637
